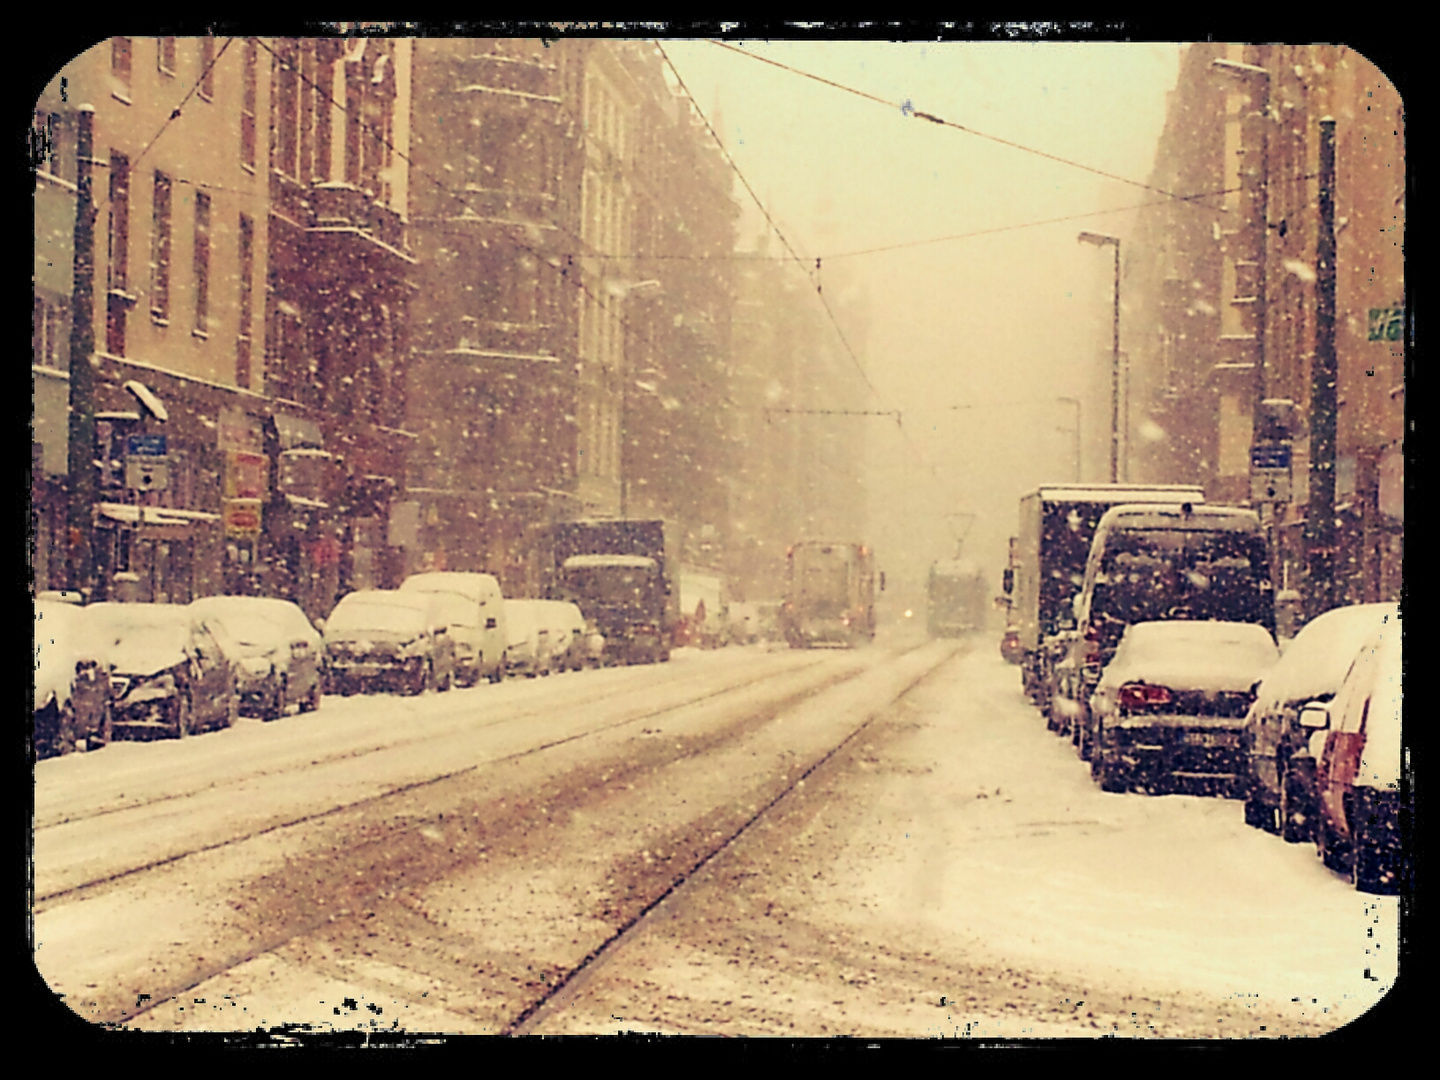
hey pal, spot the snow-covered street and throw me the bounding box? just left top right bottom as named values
left=32, top=628, right=1397, bottom=1037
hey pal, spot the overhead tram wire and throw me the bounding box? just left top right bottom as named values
left=704, top=39, right=1205, bottom=210
left=251, top=37, right=692, bottom=399
left=655, top=40, right=950, bottom=487
left=88, top=36, right=237, bottom=219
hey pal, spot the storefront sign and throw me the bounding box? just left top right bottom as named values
left=223, top=499, right=263, bottom=539
left=225, top=451, right=269, bottom=501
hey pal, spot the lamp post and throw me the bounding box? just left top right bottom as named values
left=1056, top=396, right=1082, bottom=482
left=610, top=278, right=663, bottom=518
left=1078, top=231, right=1121, bottom=483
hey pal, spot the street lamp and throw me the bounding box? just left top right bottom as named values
left=1078, top=231, right=1121, bottom=483
left=608, top=279, right=664, bottom=517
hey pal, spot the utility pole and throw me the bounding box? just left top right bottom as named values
left=1306, top=117, right=1338, bottom=619
left=64, top=104, right=97, bottom=599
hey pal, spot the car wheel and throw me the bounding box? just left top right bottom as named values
left=1318, top=819, right=1351, bottom=873
left=1350, top=819, right=1393, bottom=895
left=93, top=699, right=113, bottom=749
left=57, top=699, right=79, bottom=756
left=1243, top=791, right=1275, bottom=832
left=1278, top=766, right=1311, bottom=844
left=174, top=694, right=192, bottom=739
left=1093, top=749, right=1127, bottom=793
left=263, top=680, right=286, bottom=722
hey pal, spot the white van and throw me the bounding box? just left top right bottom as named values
left=400, top=572, right=508, bottom=685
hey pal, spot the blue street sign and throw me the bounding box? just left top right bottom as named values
left=1250, top=443, right=1291, bottom=470
left=127, top=434, right=168, bottom=457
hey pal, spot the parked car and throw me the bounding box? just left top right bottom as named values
left=1087, top=620, right=1279, bottom=796
left=1309, top=613, right=1405, bottom=893
left=503, top=599, right=553, bottom=678
left=726, top=602, right=762, bottom=646
left=190, top=596, right=324, bottom=720
left=323, top=590, right=456, bottom=696
left=33, top=599, right=113, bottom=758
left=1060, top=502, right=1275, bottom=760
left=1240, top=602, right=1398, bottom=841
left=86, top=602, right=238, bottom=740
left=536, top=600, right=588, bottom=672
left=398, top=572, right=508, bottom=686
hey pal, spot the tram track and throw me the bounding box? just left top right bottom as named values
left=40, top=641, right=953, bottom=1028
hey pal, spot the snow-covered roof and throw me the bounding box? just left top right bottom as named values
left=563, top=554, right=657, bottom=570
left=1099, top=620, right=1278, bottom=694
left=96, top=503, right=221, bottom=525
left=326, top=591, right=431, bottom=637
left=1033, top=485, right=1205, bottom=504
left=1253, top=602, right=1397, bottom=713
left=1098, top=504, right=1260, bottom=530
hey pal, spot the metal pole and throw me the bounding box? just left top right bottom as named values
left=1306, top=117, right=1338, bottom=619
left=65, top=104, right=98, bottom=599
left=1110, top=241, right=1121, bottom=483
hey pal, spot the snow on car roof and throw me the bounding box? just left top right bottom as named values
left=326, top=591, right=431, bottom=635
left=563, top=554, right=657, bottom=569
left=1254, top=602, right=1397, bottom=712
left=1033, top=484, right=1206, bottom=503
left=1100, top=620, right=1278, bottom=694
left=190, top=596, right=317, bottom=636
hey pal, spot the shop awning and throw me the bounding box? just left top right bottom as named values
left=273, top=413, right=324, bottom=450
left=96, top=503, right=221, bottom=526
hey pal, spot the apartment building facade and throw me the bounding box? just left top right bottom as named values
left=32, top=35, right=416, bottom=623
left=1125, top=43, right=1404, bottom=615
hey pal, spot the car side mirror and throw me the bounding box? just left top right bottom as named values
left=486, top=617, right=497, bottom=629
left=1298, top=702, right=1330, bottom=730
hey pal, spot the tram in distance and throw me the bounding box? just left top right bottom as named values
left=926, top=558, right=988, bottom=638
left=780, top=541, right=879, bottom=649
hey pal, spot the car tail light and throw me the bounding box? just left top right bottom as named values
left=1118, top=682, right=1173, bottom=710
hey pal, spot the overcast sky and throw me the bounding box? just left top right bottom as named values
left=662, top=39, right=1184, bottom=599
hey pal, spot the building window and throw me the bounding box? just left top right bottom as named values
left=314, top=51, right=334, bottom=182
left=237, top=214, right=254, bottom=387
left=33, top=295, right=68, bottom=368
left=199, top=36, right=216, bottom=100
left=240, top=39, right=257, bottom=170
left=106, top=152, right=131, bottom=355
left=150, top=171, right=172, bottom=322
left=158, top=36, right=178, bottom=75
left=192, top=191, right=210, bottom=334
left=274, top=39, right=300, bottom=180
left=112, top=37, right=132, bottom=87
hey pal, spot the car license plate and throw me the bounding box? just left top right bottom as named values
left=1183, top=731, right=1237, bottom=748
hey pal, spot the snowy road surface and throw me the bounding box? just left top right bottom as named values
left=32, top=628, right=1398, bottom=1037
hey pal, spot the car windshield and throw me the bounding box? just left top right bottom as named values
left=327, top=597, right=426, bottom=636
left=1097, top=529, right=1271, bottom=627
left=561, top=566, right=658, bottom=608
left=87, top=605, right=191, bottom=653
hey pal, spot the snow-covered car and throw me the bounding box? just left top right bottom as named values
left=535, top=600, right=587, bottom=672
left=33, top=599, right=113, bottom=758
left=398, top=572, right=508, bottom=686
left=502, top=599, right=553, bottom=678
left=1240, top=602, right=1398, bottom=841
left=1308, top=613, right=1405, bottom=893
left=726, top=601, right=762, bottom=646
left=323, top=590, right=456, bottom=696
left=1087, top=620, right=1279, bottom=796
left=86, top=602, right=238, bottom=740
left=188, top=596, right=324, bottom=720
